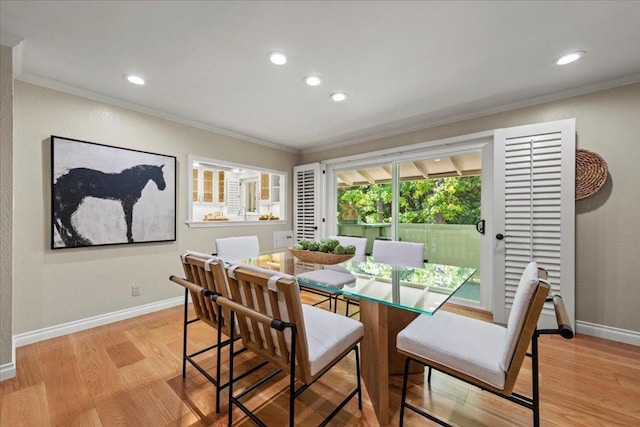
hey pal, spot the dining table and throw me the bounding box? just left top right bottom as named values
left=236, top=250, right=477, bottom=425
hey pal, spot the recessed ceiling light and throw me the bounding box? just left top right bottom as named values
left=304, top=76, right=322, bottom=86
left=554, top=51, right=585, bottom=66
left=124, top=74, right=145, bottom=85
left=434, top=158, right=441, bottom=162
left=268, top=52, right=287, bottom=65
left=330, top=92, right=347, bottom=102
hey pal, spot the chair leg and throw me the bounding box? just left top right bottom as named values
left=215, top=310, right=223, bottom=413
left=532, top=332, right=540, bottom=427
left=227, top=312, right=235, bottom=427
left=289, top=327, right=297, bottom=427
left=427, top=366, right=432, bottom=383
left=400, top=357, right=411, bottom=427
left=400, top=358, right=453, bottom=426
left=355, top=346, right=362, bottom=409
left=345, top=299, right=360, bottom=318
left=182, top=290, right=227, bottom=413
left=182, top=288, right=188, bottom=378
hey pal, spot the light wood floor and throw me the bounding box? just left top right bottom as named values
left=1, top=295, right=639, bottom=426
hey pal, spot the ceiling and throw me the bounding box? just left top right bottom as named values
left=1, top=1, right=639, bottom=154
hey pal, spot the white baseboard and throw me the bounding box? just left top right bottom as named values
left=0, top=337, right=16, bottom=381
left=14, top=296, right=184, bottom=349
left=576, top=320, right=640, bottom=346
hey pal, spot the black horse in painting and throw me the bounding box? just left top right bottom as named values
left=53, top=164, right=166, bottom=247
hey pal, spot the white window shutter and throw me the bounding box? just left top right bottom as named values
left=493, top=119, right=575, bottom=329
left=226, top=180, right=240, bottom=215
left=293, top=163, right=323, bottom=242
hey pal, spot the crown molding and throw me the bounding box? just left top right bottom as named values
left=300, top=73, right=640, bottom=155
left=14, top=72, right=299, bottom=154
left=0, top=33, right=24, bottom=79
left=0, top=32, right=23, bottom=47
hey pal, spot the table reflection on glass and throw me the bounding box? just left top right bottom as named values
left=236, top=251, right=476, bottom=425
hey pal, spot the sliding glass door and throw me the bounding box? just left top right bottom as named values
left=336, top=162, right=392, bottom=254
left=397, top=157, right=482, bottom=303
left=330, top=152, right=483, bottom=305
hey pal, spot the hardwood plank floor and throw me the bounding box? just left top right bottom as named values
left=1, top=296, right=639, bottom=426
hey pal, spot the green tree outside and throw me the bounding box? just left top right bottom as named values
left=337, top=176, right=481, bottom=225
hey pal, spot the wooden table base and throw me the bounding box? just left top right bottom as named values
left=359, top=299, right=420, bottom=425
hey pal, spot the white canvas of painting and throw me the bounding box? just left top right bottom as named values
left=51, top=136, right=176, bottom=249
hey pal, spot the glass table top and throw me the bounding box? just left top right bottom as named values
left=236, top=251, right=477, bottom=316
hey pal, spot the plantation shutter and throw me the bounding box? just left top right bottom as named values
left=293, top=163, right=323, bottom=242
left=226, top=179, right=240, bottom=215
left=493, top=119, right=575, bottom=329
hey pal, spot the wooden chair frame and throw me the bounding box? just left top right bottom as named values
left=220, top=266, right=363, bottom=426
left=170, top=254, right=268, bottom=413
left=398, top=268, right=574, bottom=426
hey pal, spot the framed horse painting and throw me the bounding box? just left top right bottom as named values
left=51, top=136, right=177, bottom=249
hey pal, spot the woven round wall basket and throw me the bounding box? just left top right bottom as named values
left=575, top=149, right=608, bottom=200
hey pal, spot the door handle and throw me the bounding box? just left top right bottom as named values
left=476, top=220, right=485, bottom=235
left=496, top=233, right=505, bottom=240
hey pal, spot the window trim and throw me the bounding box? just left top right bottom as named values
left=186, top=154, right=288, bottom=228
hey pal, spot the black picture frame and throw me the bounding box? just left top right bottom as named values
left=51, top=135, right=177, bottom=249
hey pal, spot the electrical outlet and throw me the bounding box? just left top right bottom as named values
left=132, top=283, right=141, bottom=297
left=274, top=230, right=293, bottom=248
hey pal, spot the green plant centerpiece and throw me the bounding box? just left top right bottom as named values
left=289, top=238, right=356, bottom=264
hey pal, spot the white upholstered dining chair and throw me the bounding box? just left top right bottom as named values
left=372, top=240, right=425, bottom=268
left=220, top=264, right=364, bottom=426
left=395, top=261, right=574, bottom=426
left=169, top=252, right=268, bottom=413
left=215, top=235, right=260, bottom=263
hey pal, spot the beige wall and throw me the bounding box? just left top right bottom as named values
left=0, top=45, right=14, bottom=365
left=302, top=83, right=640, bottom=332
left=12, top=81, right=299, bottom=334
left=5, top=72, right=639, bottom=342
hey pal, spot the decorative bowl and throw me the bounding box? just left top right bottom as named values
left=288, top=248, right=354, bottom=265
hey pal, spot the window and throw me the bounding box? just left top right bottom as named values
left=187, top=155, right=287, bottom=226
left=334, top=155, right=482, bottom=304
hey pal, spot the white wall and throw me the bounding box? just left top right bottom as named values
left=12, top=81, right=299, bottom=335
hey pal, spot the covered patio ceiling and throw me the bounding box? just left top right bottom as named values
left=337, top=153, right=482, bottom=187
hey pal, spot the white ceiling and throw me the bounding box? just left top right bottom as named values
left=1, top=1, right=639, bottom=153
